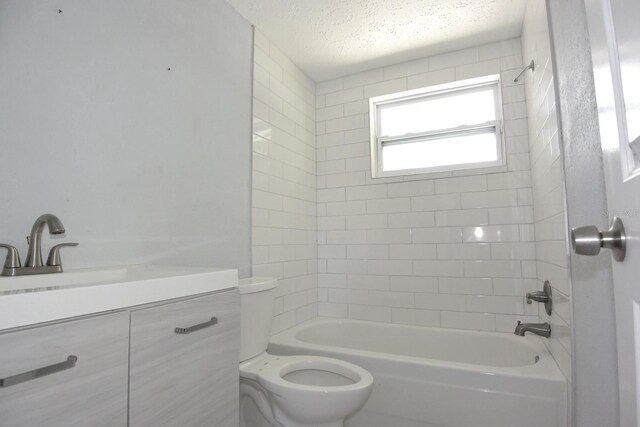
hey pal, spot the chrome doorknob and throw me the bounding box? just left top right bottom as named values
left=571, top=216, right=627, bottom=262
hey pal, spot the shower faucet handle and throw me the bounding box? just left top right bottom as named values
left=46, top=243, right=79, bottom=267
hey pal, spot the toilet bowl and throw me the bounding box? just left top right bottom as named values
left=238, top=278, right=373, bottom=427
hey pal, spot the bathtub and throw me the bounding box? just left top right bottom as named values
left=269, top=318, right=567, bottom=427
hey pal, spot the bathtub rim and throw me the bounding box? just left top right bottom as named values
left=269, top=317, right=566, bottom=382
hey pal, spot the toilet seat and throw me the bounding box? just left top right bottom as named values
left=246, top=354, right=372, bottom=396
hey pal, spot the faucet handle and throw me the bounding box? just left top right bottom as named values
left=46, top=243, right=78, bottom=267
left=0, top=244, right=21, bottom=268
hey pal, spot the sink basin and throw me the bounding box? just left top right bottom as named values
left=0, top=265, right=237, bottom=330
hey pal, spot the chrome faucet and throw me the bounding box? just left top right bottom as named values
left=0, top=213, right=78, bottom=277
left=514, top=321, right=551, bottom=338
left=25, top=214, right=65, bottom=267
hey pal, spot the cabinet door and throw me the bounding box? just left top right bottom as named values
left=0, top=312, right=130, bottom=427
left=129, top=290, right=240, bottom=427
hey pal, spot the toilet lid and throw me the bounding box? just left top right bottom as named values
left=247, top=354, right=373, bottom=396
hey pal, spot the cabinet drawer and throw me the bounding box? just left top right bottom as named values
left=129, top=290, right=240, bottom=427
left=0, top=312, right=129, bottom=427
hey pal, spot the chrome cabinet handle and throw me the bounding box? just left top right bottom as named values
left=174, top=317, right=218, bottom=334
left=571, top=216, right=627, bottom=262
left=0, top=355, right=78, bottom=388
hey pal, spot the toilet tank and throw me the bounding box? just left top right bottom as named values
left=238, top=277, right=277, bottom=362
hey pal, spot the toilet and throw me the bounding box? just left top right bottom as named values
left=238, top=277, right=373, bottom=427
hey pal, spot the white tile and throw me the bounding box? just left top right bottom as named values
left=389, top=276, right=438, bottom=293
left=367, top=198, right=411, bottom=213
left=367, top=229, right=412, bottom=244
left=491, top=242, right=536, bottom=260
left=489, top=206, right=534, bottom=224
left=347, top=274, right=390, bottom=290
left=346, top=185, right=388, bottom=200
left=429, top=47, right=479, bottom=70
left=347, top=245, right=389, bottom=260
left=434, top=175, right=487, bottom=194
left=388, top=181, right=435, bottom=197
left=388, top=212, right=436, bottom=228
left=441, top=311, right=495, bottom=331
left=464, top=260, right=522, bottom=278
left=413, top=260, right=465, bottom=277
left=492, top=278, right=538, bottom=296
left=389, top=244, right=437, bottom=260
left=383, top=58, right=429, bottom=80
left=317, top=78, right=344, bottom=95
left=316, top=104, right=344, bottom=121
left=326, top=230, right=367, bottom=244
left=328, top=288, right=369, bottom=304
left=413, top=227, right=463, bottom=243
left=435, top=209, right=489, bottom=226
left=462, top=225, right=520, bottom=242
left=437, top=243, right=491, bottom=260
left=325, top=87, right=363, bottom=106
left=411, top=194, right=461, bottom=211
left=438, top=278, right=493, bottom=295
left=369, top=291, right=414, bottom=308
left=407, top=68, right=456, bottom=89
left=466, top=295, right=524, bottom=314
left=318, top=302, right=348, bottom=318
left=367, top=260, right=413, bottom=276
left=317, top=188, right=345, bottom=203
left=415, top=293, right=466, bottom=311
left=343, top=69, right=384, bottom=88
left=318, top=273, right=347, bottom=288
left=346, top=214, right=388, bottom=230
left=364, top=78, right=408, bottom=98
left=349, top=304, right=391, bottom=322
left=461, top=189, right=519, bottom=208
left=455, top=59, right=500, bottom=80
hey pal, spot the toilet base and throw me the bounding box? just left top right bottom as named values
left=240, top=379, right=348, bottom=427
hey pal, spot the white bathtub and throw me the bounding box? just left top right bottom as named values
left=269, top=318, right=567, bottom=427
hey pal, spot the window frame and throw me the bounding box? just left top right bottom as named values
left=368, top=74, right=505, bottom=178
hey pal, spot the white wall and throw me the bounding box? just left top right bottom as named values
left=251, top=30, right=318, bottom=334
left=0, top=0, right=252, bottom=274
left=521, top=0, right=572, bottom=381
left=315, top=39, right=542, bottom=331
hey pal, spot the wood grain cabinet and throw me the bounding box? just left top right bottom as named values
left=0, top=289, right=240, bottom=427
left=129, top=290, right=240, bottom=427
left=0, top=312, right=130, bottom=427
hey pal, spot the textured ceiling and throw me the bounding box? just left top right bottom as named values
left=225, top=0, right=526, bottom=81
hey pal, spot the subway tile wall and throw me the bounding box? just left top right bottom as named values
left=315, top=38, right=541, bottom=332
left=522, top=0, right=572, bottom=380
left=251, top=30, right=318, bottom=334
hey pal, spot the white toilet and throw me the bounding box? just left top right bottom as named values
left=238, top=277, right=373, bottom=427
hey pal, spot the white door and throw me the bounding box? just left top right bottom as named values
left=584, top=0, right=640, bottom=425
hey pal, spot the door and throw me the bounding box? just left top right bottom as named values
left=0, top=312, right=129, bottom=427
left=128, top=291, right=240, bottom=427
left=584, top=0, right=640, bottom=425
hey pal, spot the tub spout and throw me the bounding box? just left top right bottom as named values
left=514, top=321, right=551, bottom=338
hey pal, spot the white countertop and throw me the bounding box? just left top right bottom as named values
left=0, top=265, right=238, bottom=330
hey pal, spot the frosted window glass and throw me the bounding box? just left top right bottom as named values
left=382, top=131, right=498, bottom=172
left=378, top=87, right=496, bottom=137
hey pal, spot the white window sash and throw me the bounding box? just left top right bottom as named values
left=374, top=122, right=504, bottom=178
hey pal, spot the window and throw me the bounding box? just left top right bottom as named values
left=369, top=75, right=504, bottom=178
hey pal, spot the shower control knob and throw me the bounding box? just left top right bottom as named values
left=571, top=216, right=626, bottom=262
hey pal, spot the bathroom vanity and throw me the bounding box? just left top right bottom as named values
left=0, top=266, right=240, bottom=427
